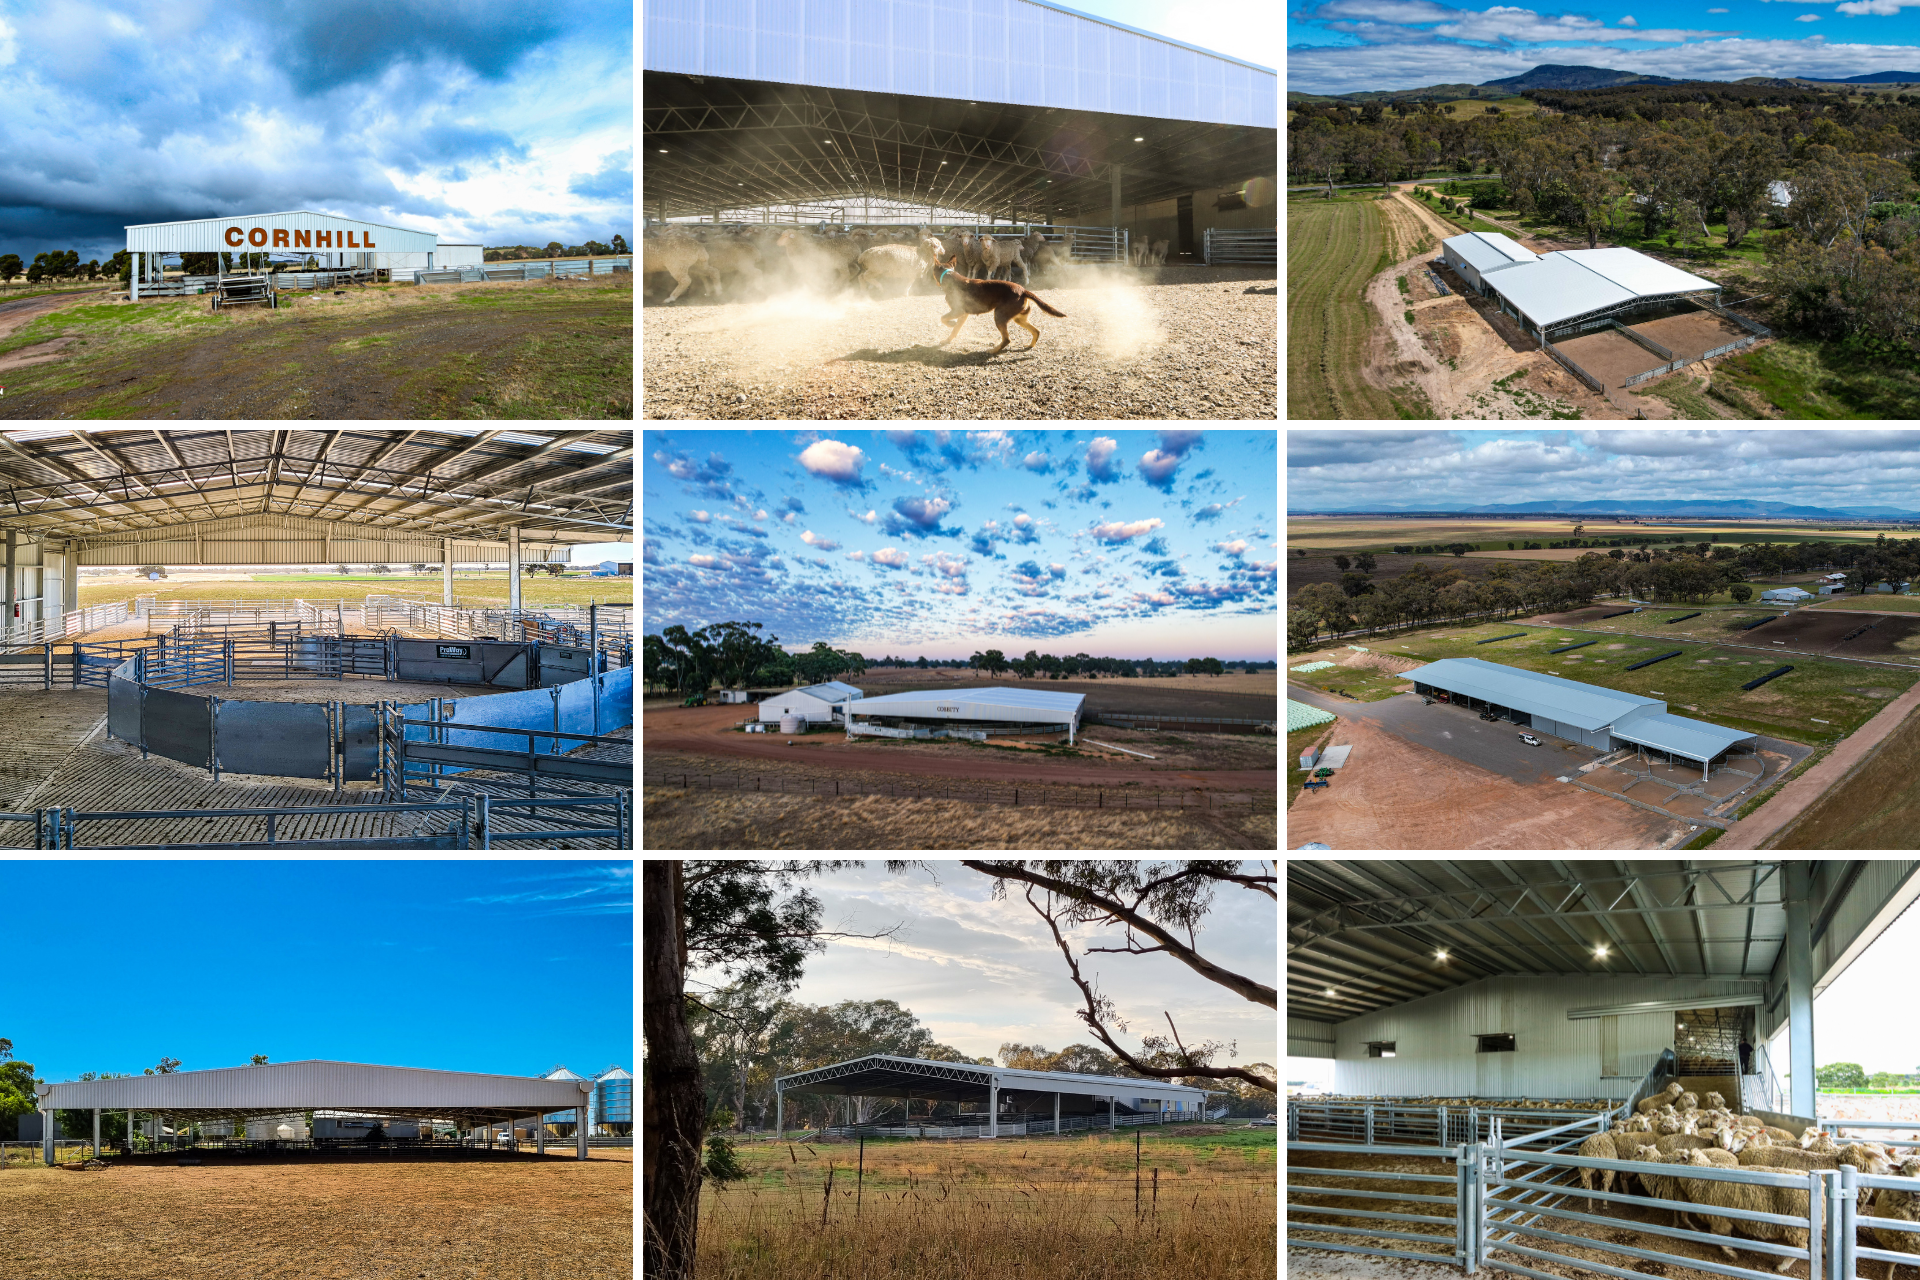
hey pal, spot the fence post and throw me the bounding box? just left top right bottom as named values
left=1365, top=1103, right=1375, bottom=1146
left=1840, top=1162, right=1857, bottom=1280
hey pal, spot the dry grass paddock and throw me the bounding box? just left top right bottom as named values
left=643, top=788, right=1278, bottom=850
left=0, top=1147, right=631, bottom=1279
left=642, top=264, right=1275, bottom=420
left=699, top=1128, right=1274, bottom=1280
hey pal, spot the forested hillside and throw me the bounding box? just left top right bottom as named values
left=1288, top=82, right=1920, bottom=358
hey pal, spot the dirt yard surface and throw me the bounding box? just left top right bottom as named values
left=1554, top=327, right=1670, bottom=386
left=644, top=788, right=1275, bottom=849
left=643, top=705, right=1275, bottom=788
left=1631, top=309, right=1752, bottom=360
left=0, top=276, right=631, bottom=420
left=1726, top=609, right=1920, bottom=656
left=1805, top=597, right=1920, bottom=613
left=641, top=265, right=1276, bottom=419
left=1286, top=714, right=1688, bottom=850
left=1719, top=678, right=1920, bottom=849
left=0, top=1148, right=631, bottom=1279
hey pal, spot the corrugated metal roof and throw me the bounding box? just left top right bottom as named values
left=1288, top=862, right=1793, bottom=1024
left=793, top=681, right=863, bottom=701
left=1401, top=658, right=1661, bottom=731
left=776, top=1054, right=1204, bottom=1100
left=1485, top=254, right=1637, bottom=329
left=1444, top=232, right=1539, bottom=274
left=849, top=686, right=1086, bottom=721
left=40, top=1059, right=587, bottom=1122
left=1555, top=248, right=1717, bottom=299
left=1610, top=710, right=1757, bottom=762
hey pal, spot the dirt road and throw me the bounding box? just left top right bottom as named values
left=644, top=704, right=1275, bottom=791
left=1286, top=715, right=1688, bottom=850
left=1717, top=680, right=1920, bottom=849
left=0, top=288, right=109, bottom=374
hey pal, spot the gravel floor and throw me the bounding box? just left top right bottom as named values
left=642, top=263, right=1276, bottom=419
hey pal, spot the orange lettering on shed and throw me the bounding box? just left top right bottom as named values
left=272, top=229, right=289, bottom=248
left=224, top=227, right=243, bottom=247
left=248, top=228, right=267, bottom=247
left=294, top=231, right=311, bottom=249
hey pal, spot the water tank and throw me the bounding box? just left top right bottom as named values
left=779, top=714, right=804, bottom=734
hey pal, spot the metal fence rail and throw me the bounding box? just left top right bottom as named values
left=1203, top=227, right=1277, bottom=266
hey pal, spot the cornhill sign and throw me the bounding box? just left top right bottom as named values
left=223, top=226, right=378, bottom=249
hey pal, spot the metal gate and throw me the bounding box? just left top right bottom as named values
left=1290, top=1138, right=1480, bottom=1268
left=1204, top=227, right=1275, bottom=265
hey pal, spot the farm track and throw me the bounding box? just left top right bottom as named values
left=1289, top=198, right=1393, bottom=419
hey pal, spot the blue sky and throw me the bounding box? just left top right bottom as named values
left=1290, top=0, right=1920, bottom=94
left=6, top=860, right=631, bottom=1086
left=0, top=0, right=631, bottom=264
left=643, top=429, right=1279, bottom=661
left=1289, top=429, right=1920, bottom=512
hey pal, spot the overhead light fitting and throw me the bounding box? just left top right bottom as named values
left=1133, top=136, right=1144, bottom=142
left=1594, top=945, right=1610, bottom=958
left=1324, top=988, right=1336, bottom=997
left=1435, top=950, right=1449, bottom=961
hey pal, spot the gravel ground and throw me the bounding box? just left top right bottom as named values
left=642, top=263, right=1276, bottom=419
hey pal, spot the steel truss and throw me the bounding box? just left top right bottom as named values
left=776, top=1055, right=992, bottom=1097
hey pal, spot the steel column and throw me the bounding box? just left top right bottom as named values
left=443, top=537, right=454, bottom=606
left=576, top=1103, right=588, bottom=1160
left=776, top=1088, right=783, bottom=1138
left=3, top=529, right=14, bottom=647
left=537, top=1117, right=545, bottom=1156
left=42, top=1107, right=53, bottom=1165
left=1054, top=1092, right=1060, bottom=1135
left=990, top=1082, right=998, bottom=1139
left=508, top=526, right=521, bottom=613
left=1787, top=862, right=1817, bottom=1119
left=93, top=1108, right=99, bottom=1158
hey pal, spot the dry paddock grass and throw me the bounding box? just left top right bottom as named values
left=0, top=1148, right=631, bottom=1280
left=700, top=1128, right=1274, bottom=1280
left=643, top=789, right=1278, bottom=850
left=642, top=264, right=1276, bottom=419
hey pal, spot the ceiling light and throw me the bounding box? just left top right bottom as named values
left=1134, top=136, right=1144, bottom=142
left=1325, top=988, right=1336, bottom=997
left=1435, top=950, right=1449, bottom=961
left=658, top=148, right=668, bottom=153
left=1595, top=945, right=1610, bottom=958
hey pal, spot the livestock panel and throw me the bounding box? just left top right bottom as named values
left=108, top=668, right=141, bottom=744
left=142, top=687, right=211, bottom=768
left=215, top=700, right=329, bottom=779
left=341, top=705, right=379, bottom=782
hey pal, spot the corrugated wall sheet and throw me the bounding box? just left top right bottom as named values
left=1331, top=974, right=1764, bottom=1099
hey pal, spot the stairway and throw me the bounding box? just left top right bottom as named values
left=1677, top=1074, right=1742, bottom=1109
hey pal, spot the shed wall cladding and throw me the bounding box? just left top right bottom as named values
left=1289, top=1016, right=1337, bottom=1059
left=1332, top=974, right=1766, bottom=1099
left=645, top=0, right=1275, bottom=128
left=125, top=212, right=438, bottom=255
left=1757, top=860, right=1920, bottom=1043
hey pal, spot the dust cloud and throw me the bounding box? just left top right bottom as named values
left=1049, top=263, right=1166, bottom=361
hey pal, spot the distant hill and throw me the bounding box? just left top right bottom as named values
left=1293, top=499, right=1920, bottom=520
left=1793, top=71, right=1920, bottom=83
left=1479, top=64, right=1688, bottom=91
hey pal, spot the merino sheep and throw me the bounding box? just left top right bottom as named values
left=642, top=233, right=719, bottom=303
left=1680, top=1147, right=1806, bottom=1271
left=1868, top=1157, right=1920, bottom=1280
left=1705, top=1092, right=1727, bottom=1111
left=1678, top=1092, right=1701, bottom=1113
left=1577, top=1129, right=1649, bottom=1207
left=1629, top=1144, right=1703, bottom=1229
left=852, top=242, right=935, bottom=298
left=974, top=236, right=1029, bottom=284
left=1638, top=1083, right=1686, bottom=1116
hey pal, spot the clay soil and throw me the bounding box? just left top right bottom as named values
left=1765, top=684, right=1920, bottom=849
left=1553, top=327, right=1671, bottom=386
left=0, top=277, right=631, bottom=420
left=1285, top=715, right=1687, bottom=850
left=1631, top=309, right=1751, bottom=361
left=0, top=1148, right=631, bottom=1279
left=1737, top=610, right=1920, bottom=656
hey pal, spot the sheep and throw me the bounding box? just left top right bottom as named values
left=1629, top=1144, right=1704, bottom=1229
left=1705, top=1092, right=1727, bottom=1111
left=1577, top=1128, right=1651, bottom=1207
left=1678, top=1092, right=1701, bottom=1113
left=1867, top=1157, right=1920, bottom=1280
left=1638, top=1083, right=1686, bottom=1116
left=852, top=242, right=936, bottom=298
left=642, top=233, right=719, bottom=303
left=1148, top=237, right=1169, bottom=265
left=1679, top=1147, right=1806, bottom=1271
left=974, top=235, right=1029, bottom=284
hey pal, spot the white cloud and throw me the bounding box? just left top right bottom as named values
left=850, top=508, right=878, bottom=524
left=1086, top=436, right=1123, bottom=481
left=1796, top=11, right=1820, bottom=17
left=783, top=512, right=795, bottom=523
left=801, top=530, right=840, bottom=550
left=1013, top=512, right=1034, bottom=527
left=1048, top=563, right=1066, bottom=578
left=1707, top=7, right=1727, bottom=11
left=1618, top=13, right=1638, bottom=23
left=1088, top=517, right=1165, bottom=542
left=799, top=439, right=866, bottom=482
left=754, top=509, right=767, bottom=520
left=1138, top=449, right=1184, bottom=484
left=847, top=550, right=866, bottom=561
left=689, top=510, right=711, bottom=522
left=1217, top=539, right=1250, bottom=558
left=689, top=554, right=717, bottom=567
left=1021, top=450, right=1054, bottom=472
left=872, top=548, right=909, bottom=568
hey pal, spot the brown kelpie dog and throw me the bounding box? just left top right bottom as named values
left=929, top=252, right=1066, bottom=353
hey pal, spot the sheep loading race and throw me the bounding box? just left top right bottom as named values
left=1287, top=1089, right=1920, bottom=1280
left=638, top=221, right=1277, bottom=421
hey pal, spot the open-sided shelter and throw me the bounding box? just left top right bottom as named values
left=845, top=685, right=1085, bottom=742
left=774, top=1053, right=1208, bottom=1137
left=34, top=1059, right=594, bottom=1162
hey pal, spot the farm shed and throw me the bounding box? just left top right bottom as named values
left=1451, top=243, right=1738, bottom=344
left=124, top=211, right=446, bottom=295
left=1401, top=657, right=1756, bottom=778
left=1287, top=861, right=1920, bottom=1280
left=1439, top=232, right=1539, bottom=296
left=774, top=1053, right=1210, bottom=1138
left=757, top=680, right=864, bottom=724
left=844, top=685, right=1085, bottom=743
left=32, top=1059, right=594, bottom=1164
left=1762, top=587, right=1812, bottom=603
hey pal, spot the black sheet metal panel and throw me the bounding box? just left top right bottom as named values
left=341, top=705, right=378, bottom=781
left=108, top=667, right=142, bottom=744
left=142, top=686, right=212, bottom=767
left=538, top=646, right=592, bottom=687
left=393, top=640, right=529, bottom=687
left=216, top=700, right=329, bottom=778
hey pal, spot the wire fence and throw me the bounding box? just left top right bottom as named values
left=644, top=772, right=1271, bottom=812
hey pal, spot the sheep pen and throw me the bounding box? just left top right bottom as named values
left=641, top=227, right=1275, bottom=420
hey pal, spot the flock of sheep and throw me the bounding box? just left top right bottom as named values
left=1568, top=1082, right=1920, bottom=1278
left=639, top=222, right=1169, bottom=303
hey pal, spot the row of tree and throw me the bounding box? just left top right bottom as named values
left=482, top=237, right=628, bottom=262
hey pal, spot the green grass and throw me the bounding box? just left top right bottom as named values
left=1708, top=338, right=1920, bottom=420
left=1378, top=621, right=1920, bottom=744
left=1285, top=659, right=1413, bottom=703
left=1288, top=723, right=1339, bottom=807
left=1681, top=826, right=1726, bottom=849
left=1807, top=594, right=1920, bottom=612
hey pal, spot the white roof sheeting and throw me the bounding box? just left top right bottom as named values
left=1477, top=245, right=1719, bottom=330
left=38, top=1059, right=587, bottom=1123
left=1609, top=711, right=1756, bottom=763
left=849, top=686, right=1086, bottom=723
left=793, top=681, right=863, bottom=702
left=1401, top=658, right=1662, bottom=731
left=1443, top=232, right=1540, bottom=274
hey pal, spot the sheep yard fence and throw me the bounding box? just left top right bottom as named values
left=1289, top=1102, right=1920, bottom=1280
left=643, top=771, right=1268, bottom=812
